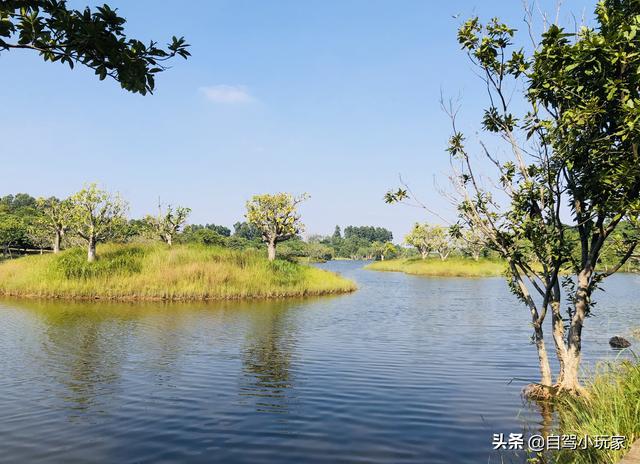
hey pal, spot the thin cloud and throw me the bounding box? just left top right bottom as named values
left=200, top=85, right=254, bottom=104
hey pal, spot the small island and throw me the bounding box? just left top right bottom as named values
left=0, top=187, right=355, bottom=301
left=365, top=257, right=504, bottom=278
left=0, top=243, right=356, bottom=300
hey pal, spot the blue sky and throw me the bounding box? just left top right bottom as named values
left=1, top=0, right=593, bottom=240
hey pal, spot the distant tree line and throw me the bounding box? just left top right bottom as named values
left=3, top=189, right=637, bottom=271
left=306, top=225, right=397, bottom=261
left=0, top=188, right=400, bottom=263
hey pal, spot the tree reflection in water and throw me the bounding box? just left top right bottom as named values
left=240, top=302, right=300, bottom=414
left=25, top=300, right=136, bottom=419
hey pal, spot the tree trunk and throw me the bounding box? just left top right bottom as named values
left=558, top=270, right=591, bottom=394
left=87, top=237, right=97, bottom=262
left=166, top=234, right=173, bottom=247
left=267, top=241, right=276, bottom=261
left=551, top=301, right=568, bottom=386
left=53, top=230, right=62, bottom=254
left=510, top=262, right=553, bottom=397
left=381, top=254, right=385, bottom=261
left=535, top=326, right=553, bottom=387
left=421, top=250, right=428, bottom=259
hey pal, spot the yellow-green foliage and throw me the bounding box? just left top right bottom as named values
left=0, top=243, right=356, bottom=300
left=553, top=360, right=640, bottom=464
left=365, top=257, right=505, bottom=277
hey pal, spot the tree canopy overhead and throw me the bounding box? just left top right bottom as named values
left=0, top=0, right=190, bottom=94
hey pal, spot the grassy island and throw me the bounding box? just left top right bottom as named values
left=0, top=243, right=356, bottom=301
left=365, top=257, right=505, bottom=278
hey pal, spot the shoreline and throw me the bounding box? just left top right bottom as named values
left=0, top=287, right=356, bottom=302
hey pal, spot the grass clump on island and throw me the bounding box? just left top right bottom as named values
left=365, top=257, right=505, bottom=277
left=552, top=360, right=640, bottom=464
left=0, top=243, right=356, bottom=300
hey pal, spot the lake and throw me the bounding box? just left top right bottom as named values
left=1, top=261, right=638, bottom=463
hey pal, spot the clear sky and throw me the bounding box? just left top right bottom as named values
left=1, top=0, right=593, bottom=240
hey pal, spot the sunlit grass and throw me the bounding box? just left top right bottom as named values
left=553, top=360, right=640, bottom=464
left=365, top=257, right=505, bottom=277
left=0, top=243, right=356, bottom=300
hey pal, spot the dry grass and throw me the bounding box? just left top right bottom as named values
left=365, top=257, right=505, bottom=277
left=0, top=243, right=356, bottom=300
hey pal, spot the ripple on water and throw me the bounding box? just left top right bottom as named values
left=0, top=263, right=638, bottom=463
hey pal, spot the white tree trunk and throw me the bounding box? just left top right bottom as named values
left=87, top=237, right=97, bottom=262
left=267, top=241, right=276, bottom=261
left=534, top=326, right=553, bottom=387
left=557, top=270, right=591, bottom=394
left=551, top=301, right=568, bottom=385
left=53, top=230, right=62, bottom=254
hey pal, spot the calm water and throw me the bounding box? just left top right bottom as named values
left=1, top=261, right=639, bottom=463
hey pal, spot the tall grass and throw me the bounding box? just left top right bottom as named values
left=553, top=359, right=640, bottom=464
left=0, top=243, right=356, bottom=300
left=365, top=257, right=505, bottom=277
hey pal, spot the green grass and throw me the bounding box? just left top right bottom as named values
left=0, top=243, right=356, bottom=301
left=365, top=257, right=505, bottom=277
left=553, top=360, right=640, bottom=464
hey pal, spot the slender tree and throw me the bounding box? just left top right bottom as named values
left=245, top=193, right=309, bottom=261
left=388, top=2, right=640, bottom=397
left=68, top=184, right=128, bottom=262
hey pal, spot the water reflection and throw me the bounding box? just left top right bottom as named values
left=17, top=300, right=138, bottom=417
left=5, top=297, right=307, bottom=418
left=1, top=265, right=639, bottom=464
left=240, top=302, right=299, bottom=413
